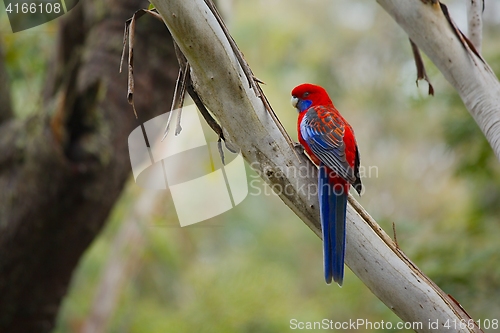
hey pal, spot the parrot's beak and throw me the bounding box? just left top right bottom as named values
left=291, top=96, right=299, bottom=108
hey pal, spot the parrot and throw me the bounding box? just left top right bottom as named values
left=291, top=83, right=362, bottom=286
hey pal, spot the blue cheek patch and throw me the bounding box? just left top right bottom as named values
left=298, top=99, right=312, bottom=112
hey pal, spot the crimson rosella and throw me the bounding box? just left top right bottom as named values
left=291, top=83, right=362, bottom=286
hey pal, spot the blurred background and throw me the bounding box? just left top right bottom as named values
left=1, top=0, right=500, bottom=332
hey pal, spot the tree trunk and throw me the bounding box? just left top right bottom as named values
left=0, top=0, right=178, bottom=331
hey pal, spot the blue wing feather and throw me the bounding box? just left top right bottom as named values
left=300, top=106, right=355, bottom=183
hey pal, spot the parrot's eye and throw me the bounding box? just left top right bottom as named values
left=303, top=92, right=310, bottom=97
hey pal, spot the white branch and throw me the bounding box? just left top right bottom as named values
left=148, top=0, right=481, bottom=331
left=466, top=0, right=484, bottom=52
left=378, top=0, right=500, bottom=162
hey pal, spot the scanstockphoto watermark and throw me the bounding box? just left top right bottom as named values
left=290, top=318, right=499, bottom=331
left=128, top=103, right=377, bottom=226
left=290, top=318, right=422, bottom=331
left=247, top=161, right=378, bottom=199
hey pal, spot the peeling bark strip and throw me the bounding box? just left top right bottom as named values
left=409, top=39, right=434, bottom=96
left=150, top=0, right=482, bottom=331
left=439, top=2, right=484, bottom=68
left=165, top=42, right=189, bottom=138
left=121, top=10, right=235, bottom=162
left=120, top=9, right=163, bottom=118
left=378, top=0, right=500, bottom=162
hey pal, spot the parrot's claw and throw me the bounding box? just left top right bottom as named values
left=293, top=142, right=306, bottom=157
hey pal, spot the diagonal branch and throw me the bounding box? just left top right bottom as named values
left=149, top=0, right=481, bottom=331
left=202, top=0, right=300, bottom=160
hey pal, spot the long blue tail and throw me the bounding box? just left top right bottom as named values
left=318, top=164, right=347, bottom=286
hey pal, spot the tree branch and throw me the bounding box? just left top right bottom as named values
left=466, top=0, right=484, bottom=53
left=149, top=0, right=481, bottom=331
left=378, top=0, right=500, bottom=162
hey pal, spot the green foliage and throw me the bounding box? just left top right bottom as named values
left=0, top=15, right=57, bottom=118
left=422, top=66, right=500, bottom=318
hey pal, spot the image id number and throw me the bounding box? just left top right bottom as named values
left=6, top=2, right=62, bottom=14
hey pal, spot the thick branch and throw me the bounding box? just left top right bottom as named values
left=378, top=0, right=500, bottom=161
left=149, top=0, right=480, bottom=331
